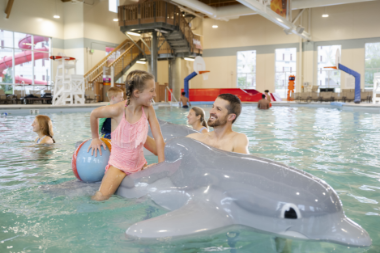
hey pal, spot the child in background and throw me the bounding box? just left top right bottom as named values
left=99, top=87, right=124, bottom=139
left=88, top=70, right=165, bottom=201
left=179, top=92, right=191, bottom=108
left=32, top=115, right=55, bottom=144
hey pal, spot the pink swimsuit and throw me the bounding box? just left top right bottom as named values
left=105, top=103, right=148, bottom=174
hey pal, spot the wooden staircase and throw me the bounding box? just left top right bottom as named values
left=84, top=39, right=143, bottom=89
left=118, top=0, right=202, bottom=58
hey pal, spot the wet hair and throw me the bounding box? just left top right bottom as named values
left=191, top=106, right=208, bottom=129
left=107, top=87, right=124, bottom=99
left=217, top=93, right=242, bottom=124
left=181, top=92, right=186, bottom=96
left=262, top=94, right=266, bottom=98
left=35, top=115, right=55, bottom=143
left=125, top=70, right=155, bottom=105
left=264, top=90, right=269, bottom=93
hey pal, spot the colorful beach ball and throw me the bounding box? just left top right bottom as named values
left=72, top=138, right=112, bottom=183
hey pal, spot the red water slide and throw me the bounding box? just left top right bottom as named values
left=0, top=35, right=49, bottom=85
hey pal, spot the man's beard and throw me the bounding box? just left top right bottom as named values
left=207, top=114, right=227, bottom=127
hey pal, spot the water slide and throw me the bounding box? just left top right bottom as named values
left=0, top=35, right=49, bottom=85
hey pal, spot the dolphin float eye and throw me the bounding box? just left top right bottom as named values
left=280, top=203, right=302, bottom=219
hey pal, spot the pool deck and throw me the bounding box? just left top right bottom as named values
left=1, top=101, right=380, bottom=115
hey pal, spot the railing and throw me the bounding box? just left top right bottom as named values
left=118, top=0, right=202, bottom=55
left=83, top=38, right=134, bottom=89
left=110, top=41, right=142, bottom=78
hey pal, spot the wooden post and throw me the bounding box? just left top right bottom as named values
left=5, top=0, right=15, bottom=19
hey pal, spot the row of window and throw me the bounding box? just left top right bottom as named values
left=0, top=30, right=51, bottom=95
left=237, top=43, right=380, bottom=97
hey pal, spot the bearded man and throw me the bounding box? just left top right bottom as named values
left=187, top=94, right=249, bottom=154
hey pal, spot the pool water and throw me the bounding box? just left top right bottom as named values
left=0, top=106, right=380, bottom=253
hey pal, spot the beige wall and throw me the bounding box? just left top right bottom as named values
left=0, top=0, right=64, bottom=39
left=194, top=1, right=380, bottom=96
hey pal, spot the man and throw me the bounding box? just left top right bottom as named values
left=179, top=92, right=191, bottom=108
left=187, top=93, right=249, bottom=154
left=257, top=94, right=270, bottom=110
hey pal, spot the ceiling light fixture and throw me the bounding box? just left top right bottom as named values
left=212, top=25, right=218, bottom=28
left=136, top=61, right=146, bottom=64
left=53, top=15, right=60, bottom=19
left=184, top=57, right=195, bottom=61
left=113, top=18, right=118, bottom=22
left=127, top=31, right=141, bottom=36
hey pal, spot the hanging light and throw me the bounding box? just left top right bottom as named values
left=53, top=0, right=60, bottom=19
left=127, top=31, right=141, bottom=36
left=322, top=7, right=329, bottom=18
left=212, top=25, right=218, bottom=28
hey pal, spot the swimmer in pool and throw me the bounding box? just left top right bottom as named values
left=258, top=94, right=270, bottom=110
left=179, top=92, right=191, bottom=108
left=32, top=115, right=55, bottom=144
left=187, top=94, right=249, bottom=154
left=99, top=87, right=125, bottom=139
left=187, top=106, right=209, bottom=133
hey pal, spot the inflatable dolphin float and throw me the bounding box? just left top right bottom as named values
left=117, top=137, right=371, bottom=247
left=71, top=119, right=370, bottom=247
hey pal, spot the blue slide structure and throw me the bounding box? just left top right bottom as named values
left=338, top=63, right=361, bottom=103
left=184, top=71, right=198, bottom=98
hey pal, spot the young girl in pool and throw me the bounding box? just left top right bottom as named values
left=32, top=115, right=55, bottom=144
left=187, top=106, right=208, bottom=133
left=88, top=70, right=165, bottom=201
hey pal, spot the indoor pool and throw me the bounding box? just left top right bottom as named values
left=0, top=106, right=380, bottom=253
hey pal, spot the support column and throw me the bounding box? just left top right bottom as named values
left=151, top=31, right=158, bottom=79
left=169, top=57, right=182, bottom=101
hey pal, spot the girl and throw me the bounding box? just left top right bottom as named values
left=187, top=106, right=208, bottom=133
left=88, top=70, right=165, bottom=201
left=32, top=115, right=55, bottom=144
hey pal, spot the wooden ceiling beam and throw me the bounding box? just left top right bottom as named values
left=5, top=0, right=15, bottom=19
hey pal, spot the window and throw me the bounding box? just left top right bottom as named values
left=109, top=0, right=119, bottom=13
left=317, top=45, right=341, bottom=92
left=0, top=30, right=51, bottom=95
left=365, top=42, right=380, bottom=89
left=275, top=48, right=297, bottom=98
left=237, top=50, right=256, bottom=89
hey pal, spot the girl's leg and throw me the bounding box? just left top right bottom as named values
left=91, top=165, right=127, bottom=201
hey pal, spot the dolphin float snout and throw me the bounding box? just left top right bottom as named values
left=319, top=217, right=372, bottom=247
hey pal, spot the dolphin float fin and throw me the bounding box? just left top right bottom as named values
left=126, top=200, right=234, bottom=239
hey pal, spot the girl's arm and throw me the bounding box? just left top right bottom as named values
left=88, top=103, right=121, bottom=157
left=144, top=136, right=158, bottom=156
left=147, top=106, right=165, bottom=163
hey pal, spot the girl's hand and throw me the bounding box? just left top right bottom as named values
left=87, top=138, right=106, bottom=157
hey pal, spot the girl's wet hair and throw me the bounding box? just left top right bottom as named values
left=191, top=107, right=208, bottom=129
left=36, top=115, right=55, bottom=143
left=125, top=70, right=155, bottom=105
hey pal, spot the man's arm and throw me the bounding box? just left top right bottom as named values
left=233, top=134, right=249, bottom=154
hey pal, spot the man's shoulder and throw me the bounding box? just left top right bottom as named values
left=187, top=132, right=205, bottom=140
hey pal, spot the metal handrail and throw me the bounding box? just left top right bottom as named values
left=166, top=86, right=178, bottom=105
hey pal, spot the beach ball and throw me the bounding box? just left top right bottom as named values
left=72, top=138, right=112, bottom=183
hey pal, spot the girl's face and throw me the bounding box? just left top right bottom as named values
left=187, top=109, right=200, bottom=125
left=136, top=79, right=156, bottom=106
left=31, top=118, right=41, bottom=132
